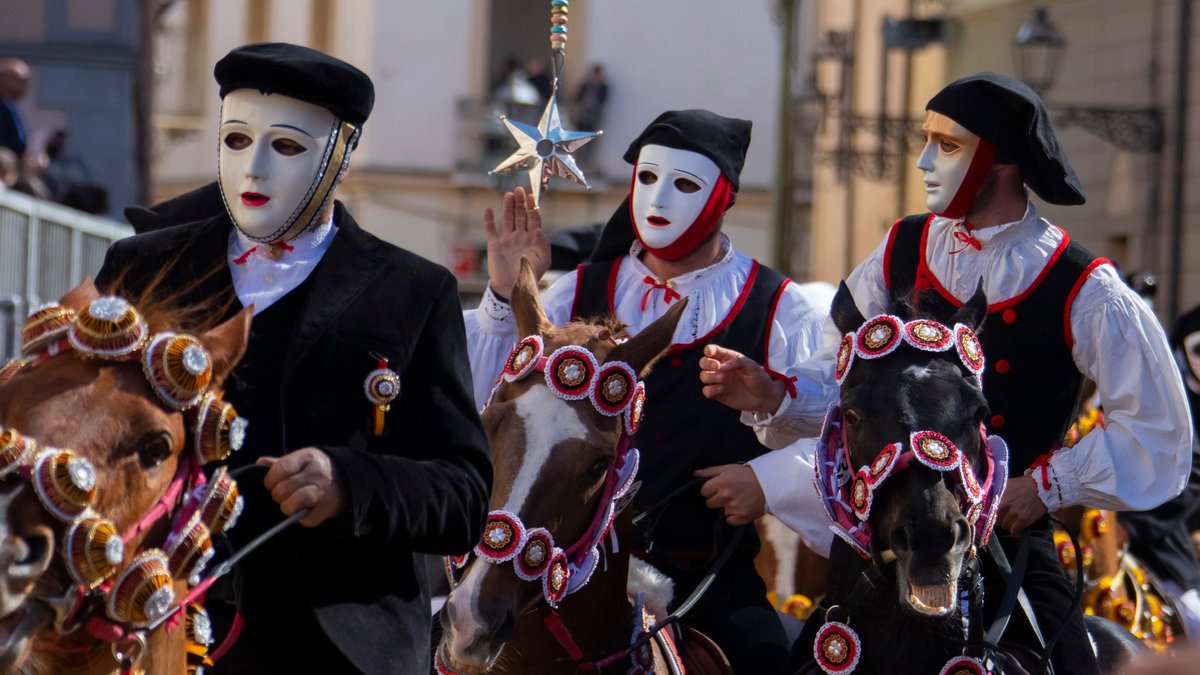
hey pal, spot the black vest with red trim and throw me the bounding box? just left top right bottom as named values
left=885, top=213, right=1108, bottom=477
left=572, top=257, right=790, bottom=565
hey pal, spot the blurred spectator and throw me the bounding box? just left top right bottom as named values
left=574, top=63, right=609, bottom=132
left=40, top=129, right=107, bottom=213
left=525, top=56, right=552, bottom=103
left=13, top=144, right=51, bottom=200
left=0, top=58, right=29, bottom=159
left=0, top=147, right=17, bottom=190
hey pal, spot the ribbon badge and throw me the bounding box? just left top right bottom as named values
left=363, top=353, right=400, bottom=437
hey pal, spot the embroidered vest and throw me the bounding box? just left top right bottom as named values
left=572, top=257, right=789, bottom=566
left=885, top=214, right=1108, bottom=475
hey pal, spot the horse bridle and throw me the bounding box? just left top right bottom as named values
left=0, top=297, right=247, bottom=674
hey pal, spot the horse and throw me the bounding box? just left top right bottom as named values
left=793, top=283, right=1141, bottom=674
left=437, top=260, right=729, bottom=674
left=0, top=278, right=251, bottom=675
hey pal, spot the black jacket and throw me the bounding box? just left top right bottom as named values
left=96, top=203, right=491, bottom=674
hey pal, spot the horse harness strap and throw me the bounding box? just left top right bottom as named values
left=973, top=529, right=1049, bottom=674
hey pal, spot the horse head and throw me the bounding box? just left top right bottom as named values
left=0, top=279, right=250, bottom=674
left=821, top=282, right=1006, bottom=619
left=439, top=260, right=683, bottom=674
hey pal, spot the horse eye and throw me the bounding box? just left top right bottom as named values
left=844, top=409, right=863, bottom=426
left=589, top=457, right=612, bottom=477
left=137, top=433, right=173, bottom=470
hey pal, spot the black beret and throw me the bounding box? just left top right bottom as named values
left=214, top=43, right=374, bottom=127
left=621, top=109, right=753, bottom=192
left=926, top=72, right=1085, bottom=206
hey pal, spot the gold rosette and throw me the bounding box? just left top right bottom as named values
left=165, top=514, right=213, bottom=585
left=195, top=467, right=243, bottom=535
left=193, top=393, right=246, bottom=464
left=63, top=516, right=124, bottom=588
left=0, top=357, right=30, bottom=386
left=142, top=333, right=212, bottom=410
left=31, top=449, right=96, bottom=522
left=106, top=549, right=175, bottom=627
left=0, top=427, right=35, bottom=478
left=21, top=303, right=76, bottom=355
left=68, top=296, right=148, bottom=359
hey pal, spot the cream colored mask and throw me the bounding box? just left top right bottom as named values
left=217, top=89, right=359, bottom=243
left=916, top=111, right=997, bottom=220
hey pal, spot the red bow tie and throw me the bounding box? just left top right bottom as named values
left=949, top=223, right=981, bottom=255
left=233, top=241, right=295, bottom=265
left=641, top=276, right=682, bottom=312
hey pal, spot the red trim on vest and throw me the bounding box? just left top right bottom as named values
left=630, top=173, right=734, bottom=261
left=667, top=261, right=761, bottom=355
left=570, top=264, right=586, bottom=320
left=1064, top=258, right=1111, bottom=349
left=882, top=217, right=905, bottom=292
left=938, top=139, right=997, bottom=220
left=917, top=223, right=1073, bottom=313
left=762, top=278, right=798, bottom=398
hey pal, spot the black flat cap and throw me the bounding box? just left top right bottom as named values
left=622, top=110, right=753, bottom=192
left=926, top=72, right=1084, bottom=206
left=214, top=42, right=374, bottom=127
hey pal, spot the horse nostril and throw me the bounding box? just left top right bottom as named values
left=8, top=526, right=54, bottom=579
left=952, top=518, right=970, bottom=547
left=890, top=523, right=913, bottom=554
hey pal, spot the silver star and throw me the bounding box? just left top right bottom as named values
left=490, top=93, right=601, bottom=208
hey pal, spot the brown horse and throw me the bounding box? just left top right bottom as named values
left=0, top=279, right=250, bottom=675
left=438, top=261, right=720, bottom=674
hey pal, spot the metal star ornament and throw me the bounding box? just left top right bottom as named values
left=490, top=93, right=601, bottom=208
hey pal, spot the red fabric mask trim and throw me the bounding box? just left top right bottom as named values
left=937, top=139, right=997, bottom=220
left=629, top=172, right=734, bottom=261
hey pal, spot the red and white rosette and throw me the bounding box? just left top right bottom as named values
left=854, top=315, right=903, bottom=359
left=813, top=621, right=861, bottom=673
left=954, top=324, right=985, bottom=379
left=514, top=527, right=554, bottom=581
left=910, top=430, right=960, bottom=472
left=503, top=335, right=544, bottom=382
left=865, top=443, right=902, bottom=486
left=544, top=345, right=598, bottom=401
left=939, top=655, right=986, bottom=675
left=542, top=548, right=571, bottom=607
left=591, top=360, right=637, bottom=416
left=849, top=471, right=873, bottom=520
left=624, top=381, right=646, bottom=435
left=904, top=319, right=953, bottom=352
left=958, top=456, right=984, bottom=505
left=834, top=334, right=855, bottom=384
left=476, top=510, right=526, bottom=563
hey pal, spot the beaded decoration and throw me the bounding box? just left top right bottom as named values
left=106, top=549, right=175, bottom=627
left=939, top=656, right=987, bottom=675
left=836, top=314, right=984, bottom=387
left=476, top=511, right=526, bottom=563
left=545, top=345, right=598, bottom=400
left=142, top=332, right=213, bottom=410
left=813, top=621, right=861, bottom=673
left=63, top=516, right=124, bottom=589
left=68, top=296, right=149, bottom=359
left=21, top=303, right=76, bottom=355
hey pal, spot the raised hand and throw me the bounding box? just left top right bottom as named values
left=699, top=344, right=787, bottom=414
left=484, top=186, right=551, bottom=300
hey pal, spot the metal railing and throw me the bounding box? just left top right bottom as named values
left=0, top=189, right=132, bottom=359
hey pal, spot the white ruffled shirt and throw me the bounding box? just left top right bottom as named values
left=465, top=235, right=839, bottom=554
left=751, top=202, right=1194, bottom=516
left=226, top=216, right=337, bottom=314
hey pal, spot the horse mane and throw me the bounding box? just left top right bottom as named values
left=550, top=314, right=629, bottom=361
left=102, top=253, right=236, bottom=334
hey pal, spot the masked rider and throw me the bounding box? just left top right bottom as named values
left=466, top=109, right=834, bottom=673
left=97, top=43, right=491, bottom=674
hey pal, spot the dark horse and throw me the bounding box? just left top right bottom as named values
left=790, top=284, right=1140, bottom=674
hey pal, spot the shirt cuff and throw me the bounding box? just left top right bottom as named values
left=1030, top=451, right=1079, bottom=512
left=475, top=284, right=514, bottom=333
left=739, top=392, right=794, bottom=428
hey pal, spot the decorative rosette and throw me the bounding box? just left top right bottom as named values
left=544, top=345, right=598, bottom=401
left=193, top=392, right=246, bottom=464
left=68, top=296, right=148, bottom=359
left=165, top=514, right=214, bottom=586
left=624, top=382, right=646, bottom=435
left=476, top=511, right=525, bottom=563
left=910, top=430, right=960, bottom=471
left=849, top=472, right=872, bottom=520
left=0, top=357, right=30, bottom=386
left=443, top=553, right=469, bottom=589
left=834, top=334, right=855, bottom=385
left=954, top=324, right=985, bottom=378
left=0, top=427, right=35, bottom=478
left=63, top=516, right=124, bottom=588
left=184, top=602, right=214, bottom=671
left=958, top=457, right=984, bottom=505
left=939, top=656, right=986, bottom=675
left=22, top=303, right=76, bottom=355
left=813, top=621, right=861, bottom=673
left=514, top=527, right=554, bottom=581
left=502, top=335, right=544, bottom=382
left=542, top=548, right=570, bottom=607
left=142, top=333, right=212, bottom=410
left=865, top=443, right=901, bottom=485
left=106, top=549, right=175, bottom=627
left=854, top=315, right=902, bottom=359
left=363, top=368, right=401, bottom=407
left=904, top=319, right=952, bottom=351
left=591, top=361, right=637, bottom=416
left=31, top=449, right=96, bottom=522
left=193, top=467, right=243, bottom=535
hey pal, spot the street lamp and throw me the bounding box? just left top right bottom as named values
left=1012, top=8, right=1066, bottom=95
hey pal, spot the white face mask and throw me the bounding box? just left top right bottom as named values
left=631, top=145, right=722, bottom=253
left=218, top=89, right=340, bottom=242
left=1183, top=332, right=1200, bottom=395
left=916, top=112, right=987, bottom=218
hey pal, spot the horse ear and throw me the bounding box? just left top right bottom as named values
left=608, top=297, right=687, bottom=378
left=59, top=277, right=100, bottom=312
left=200, top=307, right=252, bottom=386
left=831, top=281, right=867, bottom=335
left=511, top=257, right=553, bottom=339
left=950, top=281, right=988, bottom=331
